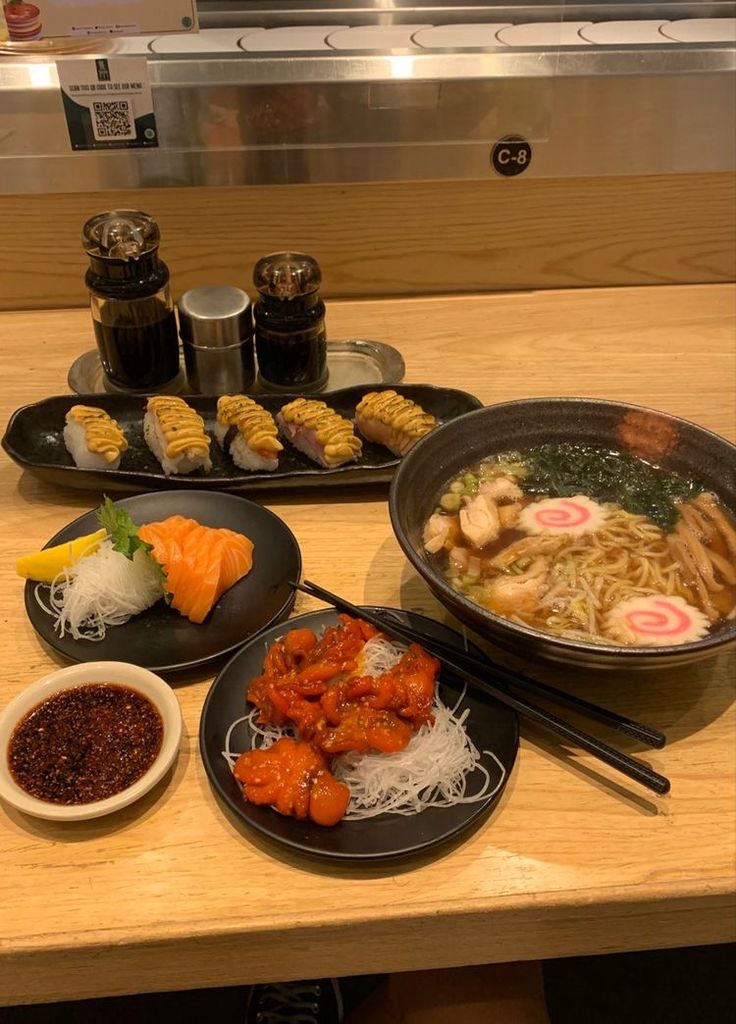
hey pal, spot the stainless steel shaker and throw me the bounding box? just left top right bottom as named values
left=178, top=286, right=255, bottom=394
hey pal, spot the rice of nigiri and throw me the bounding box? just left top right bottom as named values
left=229, top=435, right=278, bottom=472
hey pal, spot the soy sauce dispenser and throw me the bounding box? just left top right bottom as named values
left=82, top=210, right=180, bottom=391
left=253, top=252, right=327, bottom=390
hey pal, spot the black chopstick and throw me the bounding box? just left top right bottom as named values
left=292, top=579, right=671, bottom=797
left=377, top=608, right=666, bottom=750
left=300, top=581, right=664, bottom=749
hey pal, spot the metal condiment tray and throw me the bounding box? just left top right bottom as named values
left=67, top=339, right=406, bottom=396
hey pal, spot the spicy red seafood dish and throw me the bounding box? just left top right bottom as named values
left=231, top=615, right=440, bottom=826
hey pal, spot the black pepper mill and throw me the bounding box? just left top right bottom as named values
left=253, top=252, right=327, bottom=390
left=82, top=210, right=180, bottom=391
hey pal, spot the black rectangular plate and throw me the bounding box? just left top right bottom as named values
left=2, top=384, right=483, bottom=493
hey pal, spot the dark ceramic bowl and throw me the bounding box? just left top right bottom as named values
left=389, top=398, right=736, bottom=670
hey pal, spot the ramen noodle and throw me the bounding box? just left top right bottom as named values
left=423, top=445, right=736, bottom=646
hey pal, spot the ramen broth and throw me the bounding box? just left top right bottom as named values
left=423, top=445, right=736, bottom=646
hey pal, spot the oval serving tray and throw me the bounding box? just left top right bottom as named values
left=2, top=384, right=483, bottom=494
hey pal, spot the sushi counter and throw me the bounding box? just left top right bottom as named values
left=0, top=283, right=734, bottom=1006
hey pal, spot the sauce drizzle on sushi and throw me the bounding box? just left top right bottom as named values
left=216, top=395, right=282, bottom=471
left=355, top=389, right=437, bottom=456
left=277, top=397, right=362, bottom=468
left=64, top=406, right=128, bottom=469
left=144, top=397, right=212, bottom=476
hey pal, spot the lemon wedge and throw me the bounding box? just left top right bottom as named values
left=16, top=529, right=108, bottom=583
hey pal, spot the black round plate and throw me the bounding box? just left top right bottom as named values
left=25, top=491, right=301, bottom=673
left=199, top=608, right=519, bottom=861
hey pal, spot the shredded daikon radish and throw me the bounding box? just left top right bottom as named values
left=224, top=706, right=289, bottom=756
left=335, top=694, right=503, bottom=819
left=35, top=538, right=164, bottom=641
left=357, top=635, right=406, bottom=674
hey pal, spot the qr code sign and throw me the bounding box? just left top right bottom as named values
left=92, top=99, right=136, bottom=142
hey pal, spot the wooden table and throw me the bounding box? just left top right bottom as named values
left=0, top=285, right=734, bottom=1007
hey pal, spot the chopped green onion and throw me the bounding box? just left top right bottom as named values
left=440, top=492, right=462, bottom=512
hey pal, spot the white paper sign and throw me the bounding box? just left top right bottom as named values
left=56, top=56, right=157, bottom=150
left=3, top=2, right=196, bottom=42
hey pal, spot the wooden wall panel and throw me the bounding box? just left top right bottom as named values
left=0, top=173, right=733, bottom=310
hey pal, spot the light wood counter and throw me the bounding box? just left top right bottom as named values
left=0, top=284, right=734, bottom=1007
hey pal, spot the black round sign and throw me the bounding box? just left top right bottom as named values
left=491, top=135, right=532, bottom=177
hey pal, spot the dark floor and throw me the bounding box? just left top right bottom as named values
left=1, top=945, right=733, bottom=1022
left=0, top=976, right=381, bottom=1023
left=0, top=987, right=250, bottom=1024
left=543, top=943, right=735, bottom=1024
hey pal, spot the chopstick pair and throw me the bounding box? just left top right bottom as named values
left=377, top=607, right=666, bottom=749
left=291, top=578, right=671, bottom=797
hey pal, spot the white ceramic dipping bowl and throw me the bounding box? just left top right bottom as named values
left=0, top=661, right=182, bottom=821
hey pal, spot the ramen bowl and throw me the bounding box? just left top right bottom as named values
left=389, top=398, right=736, bottom=670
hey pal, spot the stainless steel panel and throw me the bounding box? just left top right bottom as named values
left=0, top=3, right=734, bottom=193
left=197, top=2, right=736, bottom=31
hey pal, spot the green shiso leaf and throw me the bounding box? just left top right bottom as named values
left=96, top=496, right=170, bottom=600
left=97, top=496, right=148, bottom=560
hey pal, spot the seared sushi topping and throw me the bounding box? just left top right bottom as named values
left=217, top=396, right=283, bottom=458
left=146, top=397, right=211, bottom=460
left=67, top=405, right=128, bottom=463
left=279, top=398, right=362, bottom=466
left=355, top=390, right=437, bottom=456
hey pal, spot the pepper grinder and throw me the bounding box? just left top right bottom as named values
left=253, top=252, right=328, bottom=391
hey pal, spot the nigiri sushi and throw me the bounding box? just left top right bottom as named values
left=355, top=390, right=437, bottom=456
left=63, top=405, right=128, bottom=470
left=138, top=516, right=254, bottom=623
left=277, top=398, right=362, bottom=468
left=215, top=395, right=283, bottom=472
left=144, top=396, right=212, bottom=476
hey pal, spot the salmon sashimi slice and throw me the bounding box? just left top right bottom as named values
left=217, top=528, right=255, bottom=590
left=138, top=517, right=254, bottom=623
left=176, top=528, right=224, bottom=624
left=141, top=516, right=191, bottom=554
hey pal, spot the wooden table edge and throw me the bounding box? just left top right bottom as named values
left=2, top=884, right=734, bottom=1006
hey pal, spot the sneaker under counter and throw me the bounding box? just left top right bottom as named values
left=245, top=978, right=344, bottom=1024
